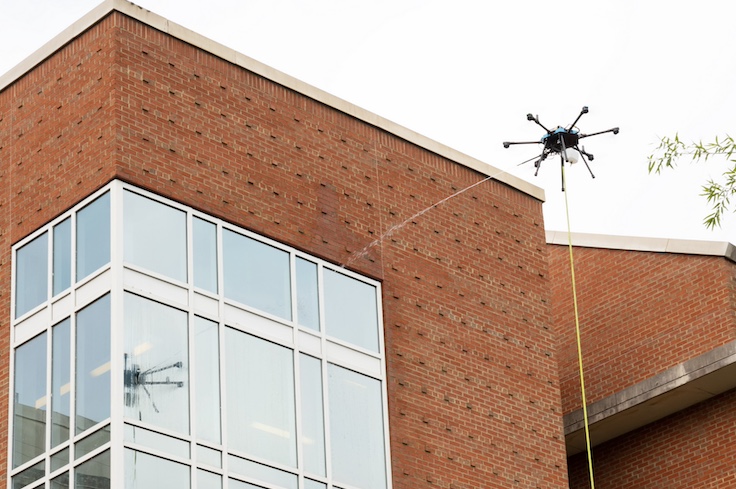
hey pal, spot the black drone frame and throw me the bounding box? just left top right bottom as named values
left=503, top=106, right=619, bottom=191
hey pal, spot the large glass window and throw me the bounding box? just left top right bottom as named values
left=15, top=232, right=48, bottom=318
left=226, top=328, right=296, bottom=468
left=124, top=191, right=187, bottom=282
left=13, top=332, right=47, bottom=468
left=11, top=181, right=389, bottom=489
left=124, top=293, right=189, bottom=435
left=76, top=295, right=111, bottom=433
left=77, top=193, right=110, bottom=281
left=324, top=269, right=379, bottom=352
left=223, top=230, right=291, bottom=320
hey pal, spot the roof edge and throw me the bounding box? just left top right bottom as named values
left=546, top=230, right=736, bottom=263
left=0, top=0, right=545, bottom=203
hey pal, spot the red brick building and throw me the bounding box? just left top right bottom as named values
left=548, top=232, right=736, bottom=488
left=0, top=1, right=565, bottom=488
left=3, top=2, right=735, bottom=489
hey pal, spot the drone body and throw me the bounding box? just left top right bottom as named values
left=503, top=106, right=619, bottom=191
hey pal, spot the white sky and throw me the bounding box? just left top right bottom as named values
left=2, top=0, right=736, bottom=243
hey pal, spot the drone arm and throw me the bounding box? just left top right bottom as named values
left=527, top=113, right=551, bottom=133
left=579, top=127, right=619, bottom=139
left=503, top=141, right=540, bottom=148
left=567, top=106, right=589, bottom=131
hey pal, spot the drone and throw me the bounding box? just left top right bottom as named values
left=502, top=106, right=619, bottom=191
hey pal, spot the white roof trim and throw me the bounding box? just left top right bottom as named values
left=546, top=231, right=736, bottom=262
left=0, top=0, right=545, bottom=202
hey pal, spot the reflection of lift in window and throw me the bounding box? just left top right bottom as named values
left=124, top=353, right=184, bottom=414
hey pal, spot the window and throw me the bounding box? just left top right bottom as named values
left=10, top=182, right=390, bottom=489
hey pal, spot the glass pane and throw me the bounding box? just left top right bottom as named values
left=52, top=318, right=71, bottom=448
left=229, top=480, right=265, bottom=489
left=124, top=293, right=189, bottom=434
left=124, top=191, right=187, bottom=282
left=304, top=480, right=327, bottom=489
left=51, top=471, right=70, bottom=489
left=51, top=447, right=70, bottom=472
left=295, top=258, right=319, bottom=330
left=75, top=425, right=110, bottom=460
left=328, top=365, right=386, bottom=489
left=222, top=230, right=291, bottom=320
left=196, top=445, right=221, bottom=468
left=324, top=269, right=379, bottom=352
left=124, top=449, right=190, bottom=489
left=76, top=294, right=111, bottom=434
left=75, top=449, right=110, bottom=489
left=53, top=217, right=72, bottom=296
left=124, top=424, right=190, bottom=459
left=11, top=460, right=44, bottom=489
left=227, top=456, right=297, bottom=489
left=299, top=355, right=325, bottom=476
left=193, top=217, right=217, bottom=292
left=225, top=328, right=296, bottom=467
left=195, top=317, right=220, bottom=443
left=197, top=469, right=222, bottom=489
left=76, top=192, right=110, bottom=281
left=15, top=232, right=48, bottom=318
left=13, top=332, right=47, bottom=468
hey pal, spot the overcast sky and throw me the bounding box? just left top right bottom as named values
left=3, top=0, right=736, bottom=243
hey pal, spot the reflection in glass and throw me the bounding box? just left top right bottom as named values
left=75, top=449, right=110, bottom=489
left=304, top=480, right=327, bottom=489
left=296, top=258, right=319, bottom=330
left=11, top=460, right=44, bottom=489
left=124, top=293, right=189, bottom=435
left=13, top=332, right=47, bottom=468
left=50, top=471, right=70, bottom=489
left=50, top=447, right=69, bottom=472
left=77, top=192, right=110, bottom=281
left=75, top=425, right=110, bottom=460
left=197, top=469, right=222, bottom=489
left=124, top=191, right=187, bottom=282
left=226, top=328, right=296, bottom=467
left=76, top=294, right=111, bottom=433
left=53, top=217, right=71, bottom=296
left=193, top=217, right=218, bottom=292
left=124, top=424, right=189, bottom=459
left=227, top=456, right=297, bottom=489
left=196, top=445, right=221, bottom=468
left=300, top=355, right=325, bottom=476
left=223, top=230, right=291, bottom=319
left=195, top=317, right=220, bottom=443
left=52, top=318, right=71, bottom=448
left=15, top=232, right=48, bottom=318
left=323, top=269, right=379, bottom=352
left=328, top=365, right=387, bottom=489
left=125, top=449, right=190, bottom=489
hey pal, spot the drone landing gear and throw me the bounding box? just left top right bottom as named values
left=503, top=106, right=619, bottom=191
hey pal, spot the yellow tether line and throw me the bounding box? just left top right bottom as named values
left=562, top=164, right=596, bottom=489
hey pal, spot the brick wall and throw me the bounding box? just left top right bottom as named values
left=567, top=388, right=736, bottom=488
left=548, top=244, right=736, bottom=415
left=0, top=11, right=568, bottom=488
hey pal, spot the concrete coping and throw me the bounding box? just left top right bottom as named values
left=0, top=0, right=545, bottom=203
left=546, top=231, right=736, bottom=263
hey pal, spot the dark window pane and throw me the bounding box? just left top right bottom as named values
left=222, top=230, right=291, bottom=320
left=75, top=449, right=110, bottom=489
left=77, top=193, right=110, bottom=281
left=11, top=460, right=44, bottom=489
left=50, top=470, right=70, bottom=489
left=53, top=217, right=72, bottom=296
left=13, top=333, right=47, bottom=468
left=76, top=295, right=111, bottom=433
left=15, top=232, right=48, bottom=318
